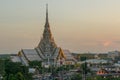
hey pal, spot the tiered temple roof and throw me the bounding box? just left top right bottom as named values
left=16, top=4, right=76, bottom=66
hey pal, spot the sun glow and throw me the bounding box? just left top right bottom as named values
left=103, top=41, right=111, bottom=47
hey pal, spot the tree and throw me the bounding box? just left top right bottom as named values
left=80, top=56, right=87, bottom=61
left=71, top=74, right=82, bottom=80
left=8, top=74, right=17, bottom=80
left=29, top=60, right=42, bottom=68
left=4, top=60, right=22, bottom=75
left=0, top=59, right=5, bottom=75
left=3, top=59, right=32, bottom=80
left=15, top=72, right=25, bottom=80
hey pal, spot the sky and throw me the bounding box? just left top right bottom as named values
left=0, top=0, right=120, bottom=53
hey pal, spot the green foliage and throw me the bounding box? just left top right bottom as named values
left=74, top=63, right=80, bottom=68
left=3, top=60, right=32, bottom=80
left=0, top=59, right=5, bottom=75
left=4, top=60, right=22, bottom=75
left=71, top=74, right=82, bottom=80
left=51, top=66, right=58, bottom=76
left=8, top=74, right=16, bottom=80
left=95, top=76, right=103, bottom=80
left=3, top=72, right=25, bottom=80
left=87, top=76, right=120, bottom=80
left=80, top=56, right=87, bottom=61
left=29, top=60, right=42, bottom=68
left=15, top=72, right=25, bottom=80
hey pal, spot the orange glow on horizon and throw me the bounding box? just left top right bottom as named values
left=103, top=41, right=112, bottom=47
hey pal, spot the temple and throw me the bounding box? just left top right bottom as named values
left=17, top=4, right=76, bottom=66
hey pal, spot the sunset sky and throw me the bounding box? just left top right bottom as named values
left=0, top=0, right=120, bottom=53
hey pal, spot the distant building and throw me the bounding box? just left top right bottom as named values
left=96, top=66, right=120, bottom=78
left=0, top=54, right=11, bottom=59
left=72, top=53, right=96, bottom=61
left=16, top=5, right=76, bottom=66
left=97, top=68, right=109, bottom=75
left=107, top=51, right=120, bottom=60
left=78, top=59, right=110, bottom=72
left=83, top=59, right=108, bottom=64
left=94, top=53, right=108, bottom=59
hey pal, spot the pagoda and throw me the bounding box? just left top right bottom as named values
left=17, top=4, right=76, bottom=66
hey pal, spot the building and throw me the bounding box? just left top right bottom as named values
left=17, top=4, right=76, bottom=66
left=77, top=59, right=110, bottom=72
left=107, top=51, right=120, bottom=60
left=72, top=53, right=96, bottom=61
left=0, top=54, right=10, bottom=59
left=94, top=53, right=108, bottom=59
left=97, top=68, right=109, bottom=75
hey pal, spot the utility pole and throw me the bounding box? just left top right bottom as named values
left=47, top=54, right=50, bottom=80
left=82, top=57, right=86, bottom=80
left=59, top=58, right=64, bottom=80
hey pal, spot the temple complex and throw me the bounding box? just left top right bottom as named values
left=17, top=4, right=76, bottom=66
